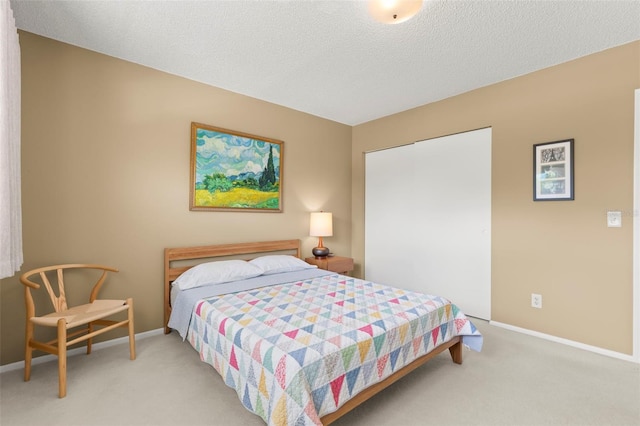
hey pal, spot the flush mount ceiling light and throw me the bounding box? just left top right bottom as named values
left=368, top=0, right=423, bottom=24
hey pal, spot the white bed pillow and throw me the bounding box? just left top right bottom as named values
left=174, top=260, right=263, bottom=290
left=249, top=255, right=317, bottom=275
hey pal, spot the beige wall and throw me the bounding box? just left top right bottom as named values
left=0, top=32, right=352, bottom=365
left=352, top=41, right=639, bottom=355
left=1, top=33, right=637, bottom=366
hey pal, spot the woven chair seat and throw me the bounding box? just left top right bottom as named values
left=31, top=299, right=129, bottom=328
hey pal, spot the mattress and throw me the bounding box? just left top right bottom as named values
left=172, top=269, right=482, bottom=425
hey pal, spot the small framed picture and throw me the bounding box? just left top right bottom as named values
left=533, top=139, right=574, bottom=201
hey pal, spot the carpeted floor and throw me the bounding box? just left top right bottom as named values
left=1, top=320, right=638, bottom=426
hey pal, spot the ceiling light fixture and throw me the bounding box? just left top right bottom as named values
left=368, top=0, right=423, bottom=24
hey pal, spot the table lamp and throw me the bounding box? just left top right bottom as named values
left=310, top=212, right=332, bottom=258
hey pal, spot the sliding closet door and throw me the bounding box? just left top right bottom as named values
left=365, top=128, right=491, bottom=320
left=413, top=128, right=492, bottom=319
left=365, top=144, right=418, bottom=288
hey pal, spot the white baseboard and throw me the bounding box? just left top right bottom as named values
left=4, top=322, right=637, bottom=373
left=490, top=321, right=638, bottom=364
left=0, top=328, right=165, bottom=374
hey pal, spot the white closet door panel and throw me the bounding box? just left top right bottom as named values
left=365, top=144, right=418, bottom=288
left=414, top=128, right=492, bottom=319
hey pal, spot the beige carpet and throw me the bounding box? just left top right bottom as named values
left=1, top=320, right=638, bottom=426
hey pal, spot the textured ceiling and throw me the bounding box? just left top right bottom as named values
left=10, top=0, right=640, bottom=125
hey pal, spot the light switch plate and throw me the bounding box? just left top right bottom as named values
left=607, top=211, right=622, bottom=227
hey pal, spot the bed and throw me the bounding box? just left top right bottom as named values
left=164, top=239, right=482, bottom=425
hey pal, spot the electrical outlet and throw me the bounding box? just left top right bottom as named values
left=531, top=293, right=542, bottom=309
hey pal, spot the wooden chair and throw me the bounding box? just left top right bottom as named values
left=20, top=264, right=135, bottom=398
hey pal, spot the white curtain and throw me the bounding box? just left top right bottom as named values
left=0, top=0, right=22, bottom=279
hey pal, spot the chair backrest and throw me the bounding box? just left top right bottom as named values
left=20, top=264, right=119, bottom=313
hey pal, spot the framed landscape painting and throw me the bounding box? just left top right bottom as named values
left=533, top=139, right=574, bottom=201
left=190, top=122, right=283, bottom=212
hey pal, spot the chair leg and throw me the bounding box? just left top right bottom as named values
left=87, top=322, right=93, bottom=355
left=57, top=318, right=67, bottom=398
left=24, top=321, right=33, bottom=382
left=127, top=298, right=136, bottom=360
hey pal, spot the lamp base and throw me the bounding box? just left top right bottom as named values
left=312, top=247, right=330, bottom=258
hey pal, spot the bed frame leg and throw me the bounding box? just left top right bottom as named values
left=449, top=339, right=463, bottom=364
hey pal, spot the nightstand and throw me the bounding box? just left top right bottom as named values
left=305, top=256, right=354, bottom=275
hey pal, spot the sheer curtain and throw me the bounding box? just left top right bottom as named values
left=0, top=0, right=22, bottom=279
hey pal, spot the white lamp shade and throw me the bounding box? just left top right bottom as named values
left=368, top=0, right=423, bottom=24
left=310, top=212, right=333, bottom=237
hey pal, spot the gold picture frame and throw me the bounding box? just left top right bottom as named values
left=190, top=122, right=283, bottom=212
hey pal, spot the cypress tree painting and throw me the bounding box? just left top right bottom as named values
left=190, top=123, right=283, bottom=212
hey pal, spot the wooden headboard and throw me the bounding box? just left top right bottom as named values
left=163, top=239, right=301, bottom=333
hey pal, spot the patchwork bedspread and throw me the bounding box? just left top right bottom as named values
left=187, top=273, right=482, bottom=426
